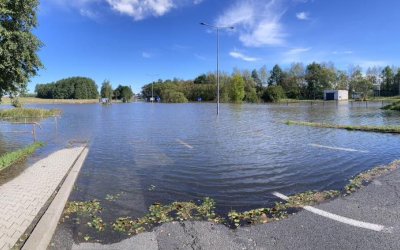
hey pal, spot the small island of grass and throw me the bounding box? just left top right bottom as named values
left=285, top=120, right=400, bottom=134
left=0, top=108, right=61, bottom=120
left=382, top=101, right=400, bottom=111
left=0, top=142, right=45, bottom=172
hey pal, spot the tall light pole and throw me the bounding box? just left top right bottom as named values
left=200, top=22, right=234, bottom=115
left=147, top=74, right=159, bottom=103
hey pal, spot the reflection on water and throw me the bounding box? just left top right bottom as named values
left=1, top=102, right=400, bottom=241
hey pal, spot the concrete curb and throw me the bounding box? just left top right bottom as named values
left=22, top=147, right=89, bottom=250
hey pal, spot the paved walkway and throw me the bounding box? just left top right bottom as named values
left=0, top=147, right=85, bottom=250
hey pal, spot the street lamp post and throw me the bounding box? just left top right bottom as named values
left=200, top=22, right=234, bottom=115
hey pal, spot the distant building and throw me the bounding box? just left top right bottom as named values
left=323, top=90, right=348, bottom=101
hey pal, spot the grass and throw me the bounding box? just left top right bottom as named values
left=382, top=101, right=400, bottom=111
left=0, top=142, right=44, bottom=172
left=0, top=108, right=61, bottom=120
left=285, top=120, right=400, bottom=134
left=1, top=97, right=99, bottom=105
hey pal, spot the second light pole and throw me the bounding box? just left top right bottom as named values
left=200, top=22, right=234, bottom=115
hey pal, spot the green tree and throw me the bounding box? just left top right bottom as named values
left=0, top=0, right=43, bottom=100
left=305, top=62, right=336, bottom=99
left=381, top=66, right=395, bottom=96
left=268, top=64, right=285, bottom=86
left=229, top=74, right=245, bottom=103
left=100, top=80, right=113, bottom=100
left=262, top=85, right=286, bottom=102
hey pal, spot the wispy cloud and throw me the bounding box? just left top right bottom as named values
left=216, top=0, right=287, bottom=47
left=296, top=12, right=309, bottom=20
left=194, top=54, right=206, bottom=60
left=142, top=52, right=152, bottom=59
left=332, top=50, right=354, bottom=55
left=285, top=47, right=311, bottom=55
left=48, top=0, right=200, bottom=20
left=229, top=51, right=259, bottom=62
left=357, top=60, right=388, bottom=69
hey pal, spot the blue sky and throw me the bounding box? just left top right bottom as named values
left=30, top=0, right=400, bottom=93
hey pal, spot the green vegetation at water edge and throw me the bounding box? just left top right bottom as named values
left=35, top=77, right=99, bottom=99
left=285, top=120, right=400, bottom=134
left=63, top=160, right=400, bottom=242
left=345, top=160, right=400, bottom=194
left=141, top=63, right=400, bottom=103
left=0, top=142, right=44, bottom=172
left=0, top=108, right=61, bottom=119
left=382, top=101, right=400, bottom=111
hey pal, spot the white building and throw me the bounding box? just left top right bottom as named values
left=323, top=90, right=348, bottom=101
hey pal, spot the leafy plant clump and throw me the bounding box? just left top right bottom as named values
left=0, top=108, right=61, bottom=120
left=65, top=200, right=102, bottom=215
left=113, top=197, right=222, bottom=235
left=0, top=142, right=44, bottom=172
left=345, top=160, right=400, bottom=194
left=285, top=120, right=400, bottom=134
left=227, top=190, right=339, bottom=228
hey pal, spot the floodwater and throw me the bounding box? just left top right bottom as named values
left=1, top=101, right=400, bottom=243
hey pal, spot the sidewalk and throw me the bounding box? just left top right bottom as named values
left=0, top=147, right=86, bottom=250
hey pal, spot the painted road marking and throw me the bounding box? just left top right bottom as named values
left=272, top=192, right=388, bottom=232
left=176, top=139, right=194, bottom=149
left=309, top=143, right=369, bottom=153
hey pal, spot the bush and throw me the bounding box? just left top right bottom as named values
left=262, top=85, right=286, bottom=102
left=161, top=89, right=188, bottom=103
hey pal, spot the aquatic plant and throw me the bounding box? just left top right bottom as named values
left=0, top=142, right=44, bottom=172
left=64, top=200, right=102, bottom=215
left=0, top=108, right=61, bottom=120
left=285, top=120, right=400, bottom=134
left=112, top=198, right=223, bottom=235
left=345, top=160, right=400, bottom=194
left=87, top=216, right=106, bottom=232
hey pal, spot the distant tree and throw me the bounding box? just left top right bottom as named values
left=194, top=74, right=207, bottom=84
left=394, top=69, right=400, bottom=96
left=305, top=62, right=336, bottom=99
left=381, top=66, right=395, bottom=96
left=335, top=70, right=349, bottom=90
left=349, top=68, right=372, bottom=99
left=229, top=74, right=245, bottom=103
left=262, top=85, right=286, bottom=102
left=100, top=80, right=113, bottom=100
left=259, top=65, right=268, bottom=87
left=113, top=85, right=134, bottom=102
left=35, top=77, right=98, bottom=99
left=0, top=0, right=43, bottom=100
left=268, top=65, right=285, bottom=86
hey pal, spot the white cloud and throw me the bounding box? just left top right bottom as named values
left=229, top=51, right=259, bottom=62
left=106, top=0, right=175, bottom=20
left=332, top=50, right=354, bottom=55
left=296, top=12, right=309, bottom=20
left=357, top=60, right=388, bottom=69
left=48, top=0, right=199, bottom=20
left=216, top=0, right=287, bottom=47
left=142, top=52, right=152, bottom=58
left=194, top=53, right=206, bottom=60
left=285, top=47, right=311, bottom=55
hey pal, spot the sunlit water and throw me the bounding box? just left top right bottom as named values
left=1, top=101, right=399, bottom=242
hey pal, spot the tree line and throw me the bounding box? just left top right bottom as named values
left=100, top=81, right=134, bottom=102
left=142, top=63, right=400, bottom=103
left=35, top=77, right=99, bottom=99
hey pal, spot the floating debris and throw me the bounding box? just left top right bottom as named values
left=64, top=200, right=102, bottom=215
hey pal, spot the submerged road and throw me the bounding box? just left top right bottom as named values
left=70, top=167, right=400, bottom=250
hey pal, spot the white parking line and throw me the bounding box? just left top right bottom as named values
left=272, top=192, right=388, bottom=232
left=309, top=144, right=369, bottom=153
left=176, top=139, right=194, bottom=149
